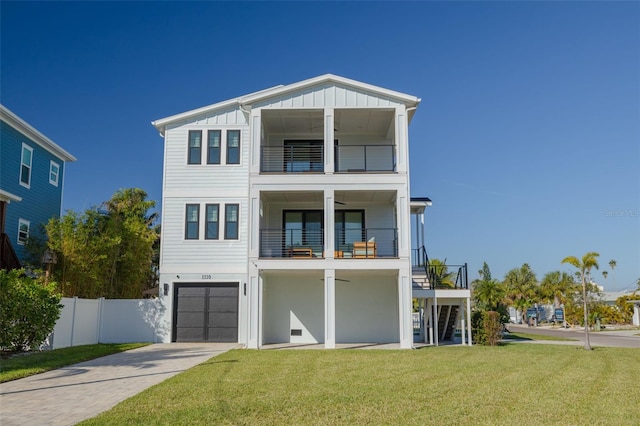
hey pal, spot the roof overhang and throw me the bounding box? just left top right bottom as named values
left=151, top=74, right=421, bottom=137
left=0, top=105, right=77, bottom=162
left=410, top=197, right=432, bottom=214
left=0, top=189, right=22, bottom=203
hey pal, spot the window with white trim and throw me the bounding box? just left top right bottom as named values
left=18, top=219, right=30, bottom=245
left=207, top=130, right=221, bottom=164
left=49, top=161, right=60, bottom=186
left=225, top=204, right=239, bottom=239
left=187, top=130, right=202, bottom=164
left=185, top=204, right=200, bottom=239
left=227, top=130, right=240, bottom=164
left=205, top=204, right=219, bottom=239
left=20, top=144, right=33, bottom=187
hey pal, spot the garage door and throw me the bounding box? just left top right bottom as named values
left=173, top=283, right=238, bottom=342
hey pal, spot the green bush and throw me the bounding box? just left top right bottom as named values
left=472, top=310, right=504, bottom=346
left=0, top=269, right=62, bottom=352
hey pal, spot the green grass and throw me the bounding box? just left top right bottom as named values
left=0, top=343, right=149, bottom=383
left=82, top=345, right=640, bottom=425
left=503, top=332, right=577, bottom=341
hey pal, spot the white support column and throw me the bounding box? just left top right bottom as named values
left=325, top=189, right=335, bottom=259
left=396, top=194, right=409, bottom=258
left=466, top=297, right=473, bottom=346
left=249, top=190, right=260, bottom=259
left=425, top=299, right=433, bottom=344
left=459, top=301, right=466, bottom=346
left=324, top=269, right=335, bottom=349
left=247, top=264, right=260, bottom=349
left=433, top=295, right=439, bottom=346
left=399, top=273, right=412, bottom=349
left=249, top=109, right=261, bottom=174
left=395, top=105, right=407, bottom=173
left=325, top=108, right=334, bottom=175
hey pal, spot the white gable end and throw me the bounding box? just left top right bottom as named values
left=252, top=83, right=404, bottom=110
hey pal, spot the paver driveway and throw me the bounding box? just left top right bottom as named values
left=0, top=343, right=239, bottom=426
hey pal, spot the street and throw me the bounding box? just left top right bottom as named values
left=507, top=324, right=640, bottom=348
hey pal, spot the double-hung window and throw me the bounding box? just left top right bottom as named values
left=187, top=130, right=202, bottom=164
left=207, top=130, right=221, bottom=164
left=49, top=161, right=60, bottom=186
left=225, top=204, right=239, bottom=239
left=205, top=204, right=219, bottom=239
left=185, top=204, right=200, bottom=239
left=227, top=130, right=240, bottom=164
left=20, top=144, right=33, bottom=187
left=17, top=219, right=30, bottom=245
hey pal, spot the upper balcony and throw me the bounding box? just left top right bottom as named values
left=260, top=108, right=397, bottom=175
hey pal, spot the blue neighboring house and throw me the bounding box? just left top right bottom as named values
left=0, top=105, right=76, bottom=268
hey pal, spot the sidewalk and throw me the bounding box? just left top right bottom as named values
left=0, top=343, right=239, bottom=426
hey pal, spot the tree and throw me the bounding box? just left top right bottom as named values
left=540, top=271, right=577, bottom=309
left=38, top=188, right=159, bottom=298
left=602, top=271, right=608, bottom=281
left=428, top=258, right=456, bottom=288
left=472, top=262, right=505, bottom=311
left=503, top=263, right=538, bottom=324
left=562, top=251, right=600, bottom=350
left=609, top=259, right=617, bottom=287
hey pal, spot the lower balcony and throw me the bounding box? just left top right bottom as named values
left=259, top=228, right=398, bottom=259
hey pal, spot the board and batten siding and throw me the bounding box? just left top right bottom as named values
left=253, top=84, right=404, bottom=110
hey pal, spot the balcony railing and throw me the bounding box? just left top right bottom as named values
left=260, top=229, right=324, bottom=258
left=335, top=145, right=395, bottom=173
left=261, top=145, right=324, bottom=173
left=412, top=246, right=468, bottom=289
left=259, top=228, right=398, bottom=259
left=334, top=228, right=397, bottom=258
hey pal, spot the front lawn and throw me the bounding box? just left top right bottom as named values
left=503, top=331, right=577, bottom=341
left=0, top=343, right=149, bottom=383
left=82, top=344, right=640, bottom=425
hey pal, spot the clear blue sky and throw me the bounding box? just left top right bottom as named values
left=2, top=1, right=638, bottom=291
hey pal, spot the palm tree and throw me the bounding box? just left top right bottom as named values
left=503, top=263, right=538, bottom=324
left=428, top=258, right=456, bottom=288
left=472, top=261, right=505, bottom=311
left=602, top=271, right=608, bottom=282
left=562, top=252, right=600, bottom=350
left=609, top=259, right=617, bottom=287
left=540, top=271, right=577, bottom=309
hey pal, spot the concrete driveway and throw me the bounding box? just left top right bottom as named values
left=0, top=343, right=239, bottom=426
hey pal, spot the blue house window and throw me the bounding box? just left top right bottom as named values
left=20, top=144, right=33, bottom=188
left=18, top=219, right=30, bottom=245
left=49, top=161, right=60, bottom=186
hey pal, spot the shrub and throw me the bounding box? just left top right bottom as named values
left=471, top=310, right=503, bottom=346
left=0, top=269, right=62, bottom=352
left=482, top=311, right=502, bottom=346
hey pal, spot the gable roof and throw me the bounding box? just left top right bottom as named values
left=152, top=74, right=420, bottom=135
left=0, top=104, right=77, bottom=162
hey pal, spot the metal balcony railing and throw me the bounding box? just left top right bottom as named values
left=334, top=228, right=398, bottom=258
left=335, top=145, right=396, bottom=173
left=261, top=145, right=324, bottom=173
left=260, top=229, right=324, bottom=258
left=412, top=245, right=468, bottom=289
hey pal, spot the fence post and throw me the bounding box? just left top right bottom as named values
left=97, top=297, right=105, bottom=343
left=70, top=296, right=78, bottom=347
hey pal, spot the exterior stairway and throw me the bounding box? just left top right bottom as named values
left=438, top=305, right=459, bottom=341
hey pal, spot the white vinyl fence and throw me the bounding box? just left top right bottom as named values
left=49, top=297, right=167, bottom=349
